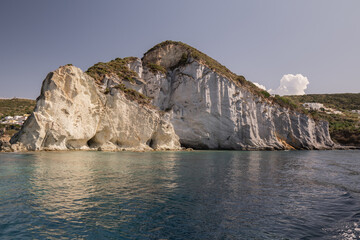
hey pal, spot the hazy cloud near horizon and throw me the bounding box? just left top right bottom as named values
left=253, top=83, right=266, bottom=91
left=268, top=74, right=309, bottom=96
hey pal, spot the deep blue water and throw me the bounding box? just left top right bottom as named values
left=0, top=150, right=360, bottom=239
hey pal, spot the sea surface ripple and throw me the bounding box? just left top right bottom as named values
left=0, top=150, right=360, bottom=239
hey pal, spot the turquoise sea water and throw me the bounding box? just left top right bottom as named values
left=0, top=150, right=360, bottom=239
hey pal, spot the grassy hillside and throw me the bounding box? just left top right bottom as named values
left=0, top=98, right=36, bottom=118
left=287, top=93, right=360, bottom=146
left=86, top=57, right=138, bottom=83
left=0, top=98, right=36, bottom=137
left=86, top=57, right=152, bottom=105
left=288, top=93, right=360, bottom=111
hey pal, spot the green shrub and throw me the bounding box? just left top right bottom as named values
left=146, top=63, right=167, bottom=74
left=178, top=53, right=188, bottom=66
left=124, top=75, right=135, bottom=83
left=113, top=83, right=126, bottom=91
left=273, top=95, right=299, bottom=110
left=236, top=75, right=246, bottom=85
left=261, top=90, right=271, bottom=98
left=86, top=57, right=138, bottom=83
left=114, top=84, right=151, bottom=105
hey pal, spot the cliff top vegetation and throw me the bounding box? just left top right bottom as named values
left=86, top=58, right=152, bottom=106
left=144, top=40, right=239, bottom=81
left=85, top=41, right=304, bottom=112
left=86, top=57, right=138, bottom=83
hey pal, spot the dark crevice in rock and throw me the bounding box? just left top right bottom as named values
left=180, top=141, right=209, bottom=150
left=87, top=136, right=97, bottom=148
left=146, top=138, right=154, bottom=148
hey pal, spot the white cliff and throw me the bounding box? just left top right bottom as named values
left=5, top=41, right=335, bottom=151
left=136, top=41, right=335, bottom=150
left=9, top=65, right=181, bottom=151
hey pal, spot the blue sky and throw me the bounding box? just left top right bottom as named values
left=0, top=0, right=359, bottom=99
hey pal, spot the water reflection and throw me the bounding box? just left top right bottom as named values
left=30, top=152, right=96, bottom=219
left=0, top=150, right=359, bottom=239
left=24, top=152, right=181, bottom=238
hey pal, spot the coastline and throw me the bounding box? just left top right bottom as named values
left=1, top=138, right=358, bottom=154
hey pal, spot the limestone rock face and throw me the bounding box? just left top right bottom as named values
left=6, top=41, right=336, bottom=151
left=143, top=44, right=187, bottom=69
left=9, top=66, right=181, bottom=151
left=129, top=56, right=335, bottom=150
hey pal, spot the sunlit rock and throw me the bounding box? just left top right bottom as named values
left=10, top=65, right=181, bottom=151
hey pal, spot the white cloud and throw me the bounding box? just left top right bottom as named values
left=269, top=74, right=309, bottom=96
left=253, top=82, right=266, bottom=90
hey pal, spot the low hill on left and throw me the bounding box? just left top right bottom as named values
left=0, top=98, right=36, bottom=138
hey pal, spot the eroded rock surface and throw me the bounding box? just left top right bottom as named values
left=142, top=63, right=333, bottom=150
left=9, top=66, right=181, bottom=151
left=136, top=42, right=335, bottom=150
left=4, top=41, right=336, bottom=151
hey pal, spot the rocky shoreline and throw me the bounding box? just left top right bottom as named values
left=1, top=136, right=358, bottom=153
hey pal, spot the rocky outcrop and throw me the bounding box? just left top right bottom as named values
left=8, top=66, right=181, bottom=151
left=137, top=42, right=335, bottom=150
left=4, top=41, right=336, bottom=151
left=141, top=64, right=333, bottom=150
